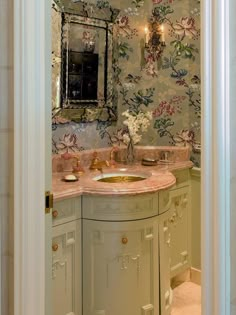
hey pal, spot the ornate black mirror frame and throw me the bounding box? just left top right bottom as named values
left=52, top=0, right=119, bottom=123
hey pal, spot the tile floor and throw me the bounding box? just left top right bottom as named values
left=171, top=282, right=201, bottom=315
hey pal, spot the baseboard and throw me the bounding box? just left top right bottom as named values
left=190, top=167, right=201, bottom=178
left=190, top=267, right=201, bottom=285
left=171, top=268, right=201, bottom=288
left=171, top=269, right=191, bottom=289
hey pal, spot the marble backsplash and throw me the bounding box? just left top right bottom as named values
left=52, top=145, right=190, bottom=173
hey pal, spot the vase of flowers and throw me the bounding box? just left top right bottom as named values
left=126, top=136, right=135, bottom=164
left=122, top=109, right=153, bottom=164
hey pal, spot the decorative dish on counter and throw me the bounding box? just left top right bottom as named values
left=141, top=158, right=158, bottom=166
left=63, top=174, right=79, bottom=182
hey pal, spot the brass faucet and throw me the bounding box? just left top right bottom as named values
left=89, top=152, right=109, bottom=172
left=109, top=146, right=118, bottom=168
left=72, top=155, right=85, bottom=175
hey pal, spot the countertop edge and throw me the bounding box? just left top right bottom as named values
left=53, top=161, right=193, bottom=201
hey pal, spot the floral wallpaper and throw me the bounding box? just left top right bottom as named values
left=52, top=0, right=201, bottom=167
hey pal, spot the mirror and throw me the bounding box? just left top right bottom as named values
left=51, top=0, right=119, bottom=122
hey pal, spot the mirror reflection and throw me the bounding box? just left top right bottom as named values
left=62, top=15, right=107, bottom=106
left=51, top=0, right=119, bottom=122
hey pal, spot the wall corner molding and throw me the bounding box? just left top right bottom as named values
left=13, top=1, right=51, bottom=315
left=190, top=167, right=201, bottom=178
left=201, top=0, right=231, bottom=313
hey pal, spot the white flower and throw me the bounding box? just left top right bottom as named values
left=132, top=134, right=142, bottom=143
left=123, top=133, right=131, bottom=145
left=123, top=82, right=136, bottom=91
left=189, top=84, right=200, bottom=91
left=122, top=110, right=152, bottom=145
left=124, top=7, right=139, bottom=16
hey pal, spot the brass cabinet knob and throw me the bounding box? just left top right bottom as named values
left=52, top=210, right=58, bottom=218
left=122, top=237, right=128, bottom=245
left=52, top=244, right=59, bottom=252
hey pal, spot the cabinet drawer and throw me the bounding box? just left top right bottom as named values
left=82, top=193, right=159, bottom=221
left=52, top=197, right=81, bottom=226
left=159, top=186, right=189, bottom=215
left=171, top=169, right=190, bottom=189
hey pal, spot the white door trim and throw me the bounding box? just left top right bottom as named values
left=201, top=0, right=231, bottom=314
left=14, top=1, right=51, bottom=315
left=13, top=0, right=232, bottom=315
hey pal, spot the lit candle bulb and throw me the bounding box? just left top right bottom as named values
left=160, top=24, right=165, bottom=43
left=144, top=27, right=149, bottom=45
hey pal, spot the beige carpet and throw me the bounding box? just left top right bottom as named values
left=171, top=282, right=201, bottom=315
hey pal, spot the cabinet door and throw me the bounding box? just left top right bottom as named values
left=52, top=220, right=81, bottom=315
left=83, top=217, right=159, bottom=315
left=169, top=186, right=191, bottom=278
left=159, top=213, right=172, bottom=315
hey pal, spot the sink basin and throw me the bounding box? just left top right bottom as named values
left=93, top=171, right=150, bottom=183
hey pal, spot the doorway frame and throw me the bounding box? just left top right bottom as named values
left=13, top=0, right=51, bottom=315
left=13, top=1, right=231, bottom=315
left=201, top=0, right=231, bottom=313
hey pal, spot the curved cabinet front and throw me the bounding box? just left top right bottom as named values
left=82, top=193, right=159, bottom=221
left=52, top=168, right=192, bottom=315
left=83, top=217, right=159, bottom=315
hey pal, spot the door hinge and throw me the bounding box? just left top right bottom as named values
left=45, top=191, right=53, bottom=214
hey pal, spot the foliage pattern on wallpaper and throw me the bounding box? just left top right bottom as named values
left=52, top=0, right=201, bottom=166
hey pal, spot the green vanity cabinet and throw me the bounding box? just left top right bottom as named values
left=82, top=193, right=173, bottom=315
left=166, top=170, right=191, bottom=278
left=51, top=168, right=191, bottom=315
left=52, top=197, right=82, bottom=315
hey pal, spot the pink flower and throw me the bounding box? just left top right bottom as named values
left=170, top=95, right=186, bottom=104
left=152, top=107, right=163, bottom=117
left=174, top=17, right=198, bottom=38
left=117, top=16, right=129, bottom=28
left=159, top=101, right=168, bottom=108
left=56, top=133, right=80, bottom=153
left=174, top=129, right=196, bottom=148
left=110, top=128, right=128, bottom=145
left=52, top=116, right=70, bottom=124
left=153, top=101, right=176, bottom=117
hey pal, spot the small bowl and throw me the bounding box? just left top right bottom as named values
left=141, top=158, right=158, bottom=166
left=63, top=174, right=79, bottom=182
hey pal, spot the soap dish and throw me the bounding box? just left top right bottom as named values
left=141, top=158, right=158, bottom=166
left=62, top=174, right=79, bottom=182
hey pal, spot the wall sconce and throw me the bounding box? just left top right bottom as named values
left=144, top=22, right=166, bottom=58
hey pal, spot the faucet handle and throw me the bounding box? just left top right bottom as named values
left=104, top=160, right=110, bottom=167
left=89, top=151, right=101, bottom=170
left=92, top=151, right=98, bottom=158
left=91, top=151, right=99, bottom=162
left=109, top=146, right=119, bottom=167
left=72, top=154, right=85, bottom=174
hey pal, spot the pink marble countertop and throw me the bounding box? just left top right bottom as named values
left=52, top=160, right=193, bottom=201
